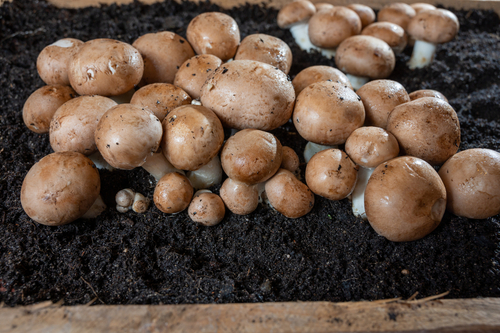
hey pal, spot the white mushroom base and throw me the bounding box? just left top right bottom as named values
left=346, top=74, right=370, bottom=91
left=290, top=23, right=320, bottom=53
left=408, top=40, right=437, bottom=69
left=350, top=166, right=374, bottom=220
left=304, top=142, right=337, bottom=163
left=187, top=155, right=223, bottom=190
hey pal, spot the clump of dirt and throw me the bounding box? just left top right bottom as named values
left=0, top=0, right=499, bottom=306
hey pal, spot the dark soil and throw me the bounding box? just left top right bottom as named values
left=1, top=0, right=499, bottom=306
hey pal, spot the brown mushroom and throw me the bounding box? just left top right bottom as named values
left=346, top=4, right=376, bottom=29
left=173, top=54, right=223, bottom=100
left=154, top=172, right=194, bottom=214
left=292, top=65, right=352, bottom=96
left=409, top=89, right=448, bottom=102
left=188, top=190, right=225, bottom=226
left=281, top=146, right=300, bottom=174
left=277, top=0, right=317, bottom=52
left=411, top=3, right=437, bottom=14
left=37, top=38, right=84, bottom=86
left=315, top=3, right=334, bottom=11
left=361, top=22, right=408, bottom=54
left=377, top=3, right=416, bottom=32
left=220, top=178, right=260, bottom=215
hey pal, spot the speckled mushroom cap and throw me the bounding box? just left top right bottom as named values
left=161, top=105, right=224, bottom=171
left=377, top=3, right=416, bottom=31
left=20, top=151, right=100, bottom=226
left=186, top=12, right=240, bottom=61
left=277, top=0, right=316, bottom=28
left=361, top=22, right=408, bottom=54
left=188, top=191, right=225, bottom=226
left=173, top=54, right=223, bottom=100
left=68, top=38, right=143, bottom=96
left=365, top=156, right=447, bottom=242
left=308, top=7, right=362, bottom=49
left=37, top=38, right=84, bottom=86
left=292, top=65, right=352, bottom=95
left=346, top=4, right=376, bottom=28
left=407, top=9, right=459, bottom=44
left=200, top=60, right=295, bottom=131
left=438, top=148, right=500, bottom=219
left=335, top=36, right=396, bottom=79
left=356, top=79, right=410, bottom=129
left=293, top=80, right=365, bottom=145
left=132, top=31, right=195, bottom=85
left=234, top=34, right=293, bottom=74
left=409, top=89, right=448, bottom=102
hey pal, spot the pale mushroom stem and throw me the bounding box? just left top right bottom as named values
left=351, top=166, right=374, bottom=220
left=304, top=142, right=337, bottom=163
left=290, top=22, right=320, bottom=52
left=320, top=47, right=336, bottom=59
left=82, top=195, right=107, bottom=219
left=110, top=88, right=136, bottom=104
left=88, top=150, right=114, bottom=171
left=141, top=152, right=184, bottom=181
left=187, top=155, right=223, bottom=190
left=407, top=40, right=437, bottom=69
left=345, top=74, right=370, bottom=91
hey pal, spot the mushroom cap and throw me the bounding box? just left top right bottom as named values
left=292, top=65, right=352, bottom=95
left=305, top=148, right=358, bottom=201
left=68, top=38, right=143, bottom=96
left=22, top=85, right=76, bottom=134
left=186, top=12, right=240, bottom=61
left=130, top=83, right=192, bottom=122
left=308, top=7, right=362, bottom=49
left=37, top=38, right=84, bottom=86
left=173, top=54, right=223, bottom=100
left=335, top=35, right=396, bottom=79
left=221, top=129, right=283, bottom=185
left=220, top=178, right=259, bottom=215
left=132, top=31, right=195, bottom=85
left=154, top=172, right=193, bottom=214
left=293, top=80, right=365, bottom=145
left=234, top=34, right=293, bottom=74
left=281, top=146, right=300, bottom=173
left=387, top=97, right=460, bottom=166
left=377, top=3, right=416, bottom=31
left=188, top=191, right=225, bottom=226
left=50, top=95, right=118, bottom=155
left=20, top=151, right=100, bottom=226
left=356, top=79, right=410, bottom=128
left=345, top=126, right=400, bottom=168
left=315, top=3, right=334, bottom=11
left=409, top=89, right=448, bottom=102
left=95, top=103, right=162, bottom=170
left=161, top=105, right=224, bottom=171
left=346, top=4, right=376, bottom=29
left=277, top=0, right=316, bottom=28
left=365, top=156, right=447, bottom=242
left=411, top=3, right=437, bottom=14
left=265, top=169, right=315, bottom=218
left=200, top=60, right=295, bottom=131
left=438, top=148, right=500, bottom=219
left=361, top=22, right=408, bottom=54
left=407, top=9, right=459, bottom=44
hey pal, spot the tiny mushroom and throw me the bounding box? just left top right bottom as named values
left=361, top=22, right=408, bottom=54
left=346, top=4, right=376, bottom=29
left=154, top=172, right=194, bottom=214
left=292, top=65, right=353, bottom=96
left=115, top=188, right=150, bottom=214
left=173, top=54, right=223, bottom=100
left=188, top=190, right=226, bottom=226
left=276, top=0, right=317, bottom=52
left=409, top=89, right=448, bottom=102
left=220, top=178, right=260, bottom=215
left=37, top=38, right=84, bottom=86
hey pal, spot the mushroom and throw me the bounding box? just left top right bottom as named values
left=346, top=4, right=376, bottom=29
left=377, top=3, right=416, bottom=32
left=188, top=190, right=225, bottom=226
left=115, top=189, right=150, bottom=214
left=361, top=22, right=408, bottom=54
left=364, top=156, right=447, bottom=242
left=276, top=0, right=317, bottom=52
left=173, top=54, right=223, bottom=100
left=438, top=148, right=500, bottom=219
left=186, top=155, right=223, bottom=190
left=37, top=38, right=84, bottom=86
left=314, top=3, right=334, bottom=11
left=219, top=178, right=259, bottom=215
left=411, top=3, right=437, bottom=14
left=281, top=146, right=300, bottom=174
left=407, top=9, right=459, bottom=69
left=292, top=65, right=352, bottom=96
left=409, top=89, right=448, bottom=102
left=153, top=172, right=194, bottom=214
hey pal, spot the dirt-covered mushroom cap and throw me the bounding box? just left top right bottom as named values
left=37, top=38, right=84, bottom=86
left=277, top=0, right=316, bottom=28
left=308, top=7, right=362, bottom=49
left=293, top=80, right=365, bottom=145
left=220, top=178, right=259, bottom=215
left=22, top=85, right=76, bottom=134
left=132, top=31, right=195, bottom=85
left=161, top=105, right=224, bottom=171
left=188, top=191, right=225, bottom=226
left=305, top=148, right=358, bottom=201
left=361, top=22, right=408, bottom=54
left=95, top=103, right=162, bottom=170
left=221, top=129, right=283, bottom=185
left=407, top=9, right=459, bottom=45
left=346, top=4, right=376, bottom=29
left=130, top=83, right=192, bottom=122
left=20, top=151, right=100, bottom=226
left=409, top=89, right=448, bottom=102
left=387, top=97, right=460, bottom=166
left=356, top=79, right=410, bottom=129
left=365, top=156, right=447, bottom=242
left=50, top=95, right=117, bottom=155
left=186, top=12, right=240, bottom=61
left=411, top=3, right=437, bottom=13
left=173, top=54, right=223, bottom=100
left=234, top=34, right=293, bottom=74
left=154, top=172, right=193, bottom=214
left=292, top=65, right=352, bottom=95
left=68, top=38, right=143, bottom=96
left=438, top=148, right=500, bottom=219
left=200, top=60, right=295, bottom=131
left=377, top=3, right=416, bottom=31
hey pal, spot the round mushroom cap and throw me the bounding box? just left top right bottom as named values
left=234, top=34, right=293, bottom=74
left=161, top=105, right=224, bottom=171
left=220, top=178, right=259, bottom=215
left=345, top=126, right=400, bottom=168
left=387, top=97, right=460, bottom=166
left=315, top=3, right=334, bottom=11
left=173, top=54, right=223, bottom=100
left=200, top=60, right=295, bottom=131
left=377, top=3, right=416, bottom=31
left=361, top=22, right=408, bottom=54
left=407, top=9, right=459, bottom=44
left=186, top=12, right=240, bottom=61
left=365, top=156, right=447, bottom=242
left=95, top=103, right=162, bottom=170
left=335, top=36, right=396, bottom=79
left=50, top=95, right=117, bottom=155
left=133, top=31, right=195, bottom=85
left=356, top=79, right=410, bottom=129
left=22, top=85, right=76, bottom=134
left=411, top=3, right=437, bottom=14
left=37, top=38, right=84, bottom=86
left=68, top=38, right=143, bottom=96
left=409, top=89, right=448, bottom=102
left=438, top=148, right=500, bottom=219
left=154, top=172, right=194, bottom=214
left=20, top=151, right=100, bottom=226
left=277, top=0, right=316, bottom=28
left=305, top=148, right=358, bottom=201
left=281, top=146, right=300, bottom=173
left=221, top=129, right=283, bottom=185
left=308, top=7, right=362, bottom=49
left=293, top=80, right=365, bottom=145
left=188, top=191, right=225, bottom=226
left=346, top=4, right=376, bottom=29
left=292, top=65, right=352, bottom=95
left=130, top=83, right=192, bottom=122
left=265, top=169, right=315, bottom=218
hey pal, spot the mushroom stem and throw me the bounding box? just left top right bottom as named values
left=345, top=74, right=370, bottom=91
left=289, top=22, right=320, bottom=52
left=191, top=99, right=202, bottom=106
left=141, top=152, right=184, bottom=181
left=320, top=47, right=336, bottom=59
left=407, top=40, right=437, bottom=69
left=110, top=88, right=136, bottom=104
left=187, top=155, right=223, bottom=190
left=351, top=166, right=374, bottom=219
left=88, top=150, right=114, bottom=171
left=304, top=141, right=337, bottom=163
left=82, top=195, right=107, bottom=219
